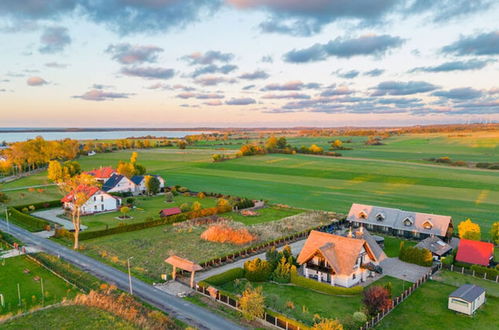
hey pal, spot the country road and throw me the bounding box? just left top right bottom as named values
left=0, top=219, right=244, bottom=330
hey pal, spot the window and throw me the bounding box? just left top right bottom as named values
left=101, top=204, right=104, bottom=211
left=450, top=298, right=468, bottom=307
left=359, top=211, right=367, bottom=219
left=423, top=221, right=433, bottom=229
left=414, top=232, right=420, bottom=238
left=93, top=196, right=96, bottom=201
left=403, top=217, right=413, bottom=227
left=101, top=196, right=104, bottom=202
left=94, top=205, right=97, bottom=210
left=352, top=274, right=356, bottom=280
left=376, top=213, right=384, bottom=222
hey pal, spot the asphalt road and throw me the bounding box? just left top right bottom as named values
left=0, top=219, right=244, bottom=330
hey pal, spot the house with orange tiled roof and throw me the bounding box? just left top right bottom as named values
left=296, top=230, right=384, bottom=288
left=83, top=166, right=116, bottom=183
left=61, top=184, right=121, bottom=215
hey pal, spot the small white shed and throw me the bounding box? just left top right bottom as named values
left=448, top=284, right=486, bottom=315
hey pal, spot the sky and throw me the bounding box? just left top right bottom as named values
left=1, top=0, right=499, bottom=128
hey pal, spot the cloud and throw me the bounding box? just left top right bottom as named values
left=410, top=59, right=493, bottom=73
left=405, top=0, right=494, bottom=23
left=39, top=26, right=71, bottom=53
left=261, top=92, right=311, bottom=99
left=45, top=62, right=67, bottom=69
left=121, top=66, right=175, bottom=80
left=0, top=1, right=75, bottom=20
left=261, top=81, right=319, bottom=91
left=242, top=84, right=255, bottom=90
left=261, top=55, right=273, bottom=63
left=226, top=97, right=256, bottom=105
left=283, top=34, right=404, bottom=63
left=238, top=70, right=269, bottom=80
left=176, top=92, right=224, bottom=99
left=92, top=84, right=114, bottom=90
left=432, top=87, right=483, bottom=100
left=320, top=85, right=354, bottom=96
left=364, top=68, right=385, bottom=77
left=203, top=100, right=223, bottom=106
left=442, top=31, right=499, bottom=56
left=106, top=43, right=163, bottom=64
left=148, top=84, right=196, bottom=91
left=26, top=76, right=47, bottom=86
left=73, top=89, right=132, bottom=101
left=335, top=70, right=360, bottom=79
left=182, top=50, right=234, bottom=65
left=371, top=81, right=439, bottom=96
left=226, top=0, right=399, bottom=36
left=194, top=75, right=236, bottom=86
left=191, top=64, right=238, bottom=77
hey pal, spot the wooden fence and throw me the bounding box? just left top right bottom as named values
left=360, top=265, right=440, bottom=329
left=442, top=263, right=499, bottom=283
left=195, top=285, right=308, bottom=330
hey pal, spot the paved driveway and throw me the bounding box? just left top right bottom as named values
left=380, top=258, right=430, bottom=283
left=32, top=208, right=88, bottom=231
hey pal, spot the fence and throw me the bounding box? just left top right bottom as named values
left=195, top=285, right=308, bottom=330
left=442, top=263, right=499, bottom=283
left=360, top=265, right=440, bottom=329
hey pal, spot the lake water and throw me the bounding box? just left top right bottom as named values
left=0, top=129, right=211, bottom=143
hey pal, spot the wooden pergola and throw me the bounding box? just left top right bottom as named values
left=165, top=255, right=203, bottom=288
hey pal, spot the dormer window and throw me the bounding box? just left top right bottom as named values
left=376, top=213, right=385, bottom=222
left=403, top=217, right=413, bottom=227
left=422, top=220, right=433, bottom=230
left=359, top=211, right=368, bottom=219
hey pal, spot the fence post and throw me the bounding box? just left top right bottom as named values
left=472, top=270, right=475, bottom=277
left=496, top=275, right=498, bottom=283
left=450, top=264, right=453, bottom=271
left=461, top=267, right=464, bottom=274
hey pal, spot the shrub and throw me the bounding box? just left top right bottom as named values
left=244, top=258, right=272, bottom=282
left=290, top=267, right=363, bottom=296
left=234, top=198, right=255, bottom=210
left=180, top=203, right=191, bottom=212
left=126, top=197, right=135, bottom=205
left=363, top=286, right=392, bottom=316
left=197, top=192, right=206, bottom=199
left=201, top=224, right=256, bottom=245
left=353, top=311, right=367, bottom=323
left=177, top=187, right=189, bottom=193
left=312, top=318, right=343, bottom=330
left=399, top=243, right=433, bottom=267
left=204, top=268, right=244, bottom=286
left=271, top=256, right=293, bottom=283
left=164, top=192, right=174, bottom=202
left=239, top=285, right=265, bottom=321
left=216, top=198, right=232, bottom=213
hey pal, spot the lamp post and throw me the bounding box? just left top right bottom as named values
left=127, top=257, right=134, bottom=295
left=5, top=209, right=9, bottom=233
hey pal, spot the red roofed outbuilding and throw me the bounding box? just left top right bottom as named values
left=455, top=239, right=494, bottom=266
left=159, top=207, right=182, bottom=217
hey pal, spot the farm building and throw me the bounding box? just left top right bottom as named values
left=61, top=185, right=121, bottom=215
left=346, top=203, right=453, bottom=240
left=159, top=207, right=182, bottom=217
left=102, top=174, right=137, bottom=195
left=455, top=239, right=494, bottom=266
left=448, top=284, right=486, bottom=315
left=415, top=236, right=452, bottom=260
left=296, top=230, right=384, bottom=288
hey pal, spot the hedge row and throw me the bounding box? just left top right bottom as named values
left=203, top=268, right=245, bottom=286
left=470, top=265, right=499, bottom=278
left=7, top=207, right=51, bottom=232
left=0, top=230, right=23, bottom=246
left=290, top=268, right=363, bottom=296
left=29, top=252, right=102, bottom=292
left=12, top=199, right=62, bottom=211
left=79, top=206, right=227, bottom=241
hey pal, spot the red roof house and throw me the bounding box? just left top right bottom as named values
left=455, top=239, right=494, bottom=266
left=159, top=207, right=182, bottom=217
left=84, top=166, right=116, bottom=180
left=61, top=185, right=100, bottom=203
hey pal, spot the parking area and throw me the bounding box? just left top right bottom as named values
left=380, top=258, right=430, bottom=283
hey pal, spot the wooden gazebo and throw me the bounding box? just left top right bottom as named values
left=165, top=255, right=203, bottom=288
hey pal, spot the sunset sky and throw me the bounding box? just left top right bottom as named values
left=1, top=1, right=498, bottom=127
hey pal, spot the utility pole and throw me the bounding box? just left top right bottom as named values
left=5, top=209, right=9, bottom=233
left=127, top=257, right=134, bottom=295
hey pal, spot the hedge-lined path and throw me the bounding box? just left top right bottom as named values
left=196, top=239, right=307, bottom=282
left=0, top=219, right=244, bottom=330
left=380, top=258, right=430, bottom=283
left=32, top=208, right=88, bottom=231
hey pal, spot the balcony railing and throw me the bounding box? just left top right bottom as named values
left=305, top=263, right=332, bottom=273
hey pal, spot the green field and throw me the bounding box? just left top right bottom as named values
left=0, top=255, right=77, bottom=315
left=0, top=305, right=137, bottom=329
left=225, top=206, right=303, bottom=225
left=218, top=276, right=409, bottom=326
left=376, top=280, right=499, bottom=330
left=433, top=270, right=499, bottom=298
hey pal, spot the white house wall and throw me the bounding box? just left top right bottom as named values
left=80, top=193, right=120, bottom=214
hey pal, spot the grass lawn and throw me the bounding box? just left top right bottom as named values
left=0, top=255, right=78, bottom=315
left=376, top=280, right=499, bottom=330
left=218, top=276, right=409, bottom=326
left=225, top=206, right=304, bottom=225
left=76, top=194, right=217, bottom=231
left=2, top=186, right=61, bottom=209
left=0, top=305, right=138, bottom=329
left=433, top=270, right=499, bottom=298
left=381, top=235, right=417, bottom=258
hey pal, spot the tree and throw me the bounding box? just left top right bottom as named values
left=134, top=164, right=146, bottom=175
left=116, top=161, right=135, bottom=178
left=331, top=140, right=343, bottom=150
left=216, top=198, right=232, bottom=213
left=244, top=258, right=272, bottom=282
left=362, top=286, right=392, bottom=316
left=165, top=192, right=174, bottom=203
left=130, top=151, right=138, bottom=165
left=239, top=285, right=265, bottom=321
left=58, top=174, right=97, bottom=250
left=458, top=218, right=481, bottom=241
left=309, top=144, right=324, bottom=154
left=191, top=201, right=202, bottom=212
left=47, top=160, right=64, bottom=182
left=277, top=137, right=287, bottom=149
left=272, top=257, right=293, bottom=283
left=197, top=192, right=206, bottom=199
left=177, top=140, right=187, bottom=149
left=145, top=175, right=160, bottom=195
left=312, top=318, right=343, bottom=330
left=120, top=206, right=130, bottom=219
left=265, top=136, right=278, bottom=151
left=491, top=222, right=499, bottom=245
left=0, top=184, right=9, bottom=204
left=63, top=160, right=81, bottom=177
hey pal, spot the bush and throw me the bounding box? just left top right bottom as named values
left=399, top=243, right=433, bottom=267
left=7, top=207, right=51, bottom=232
left=290, top=267, right=363, bottom=296
left=204, top=268, right=245, bottom=286
left=244, top=258, right=272, bottom=282
left=201, top=224, right=256, bottom=245
left=12, top=199, right=61, bottom=211
left=180, top=203, right=190, bottom=212
left=177, top=187, right=189, bottom=193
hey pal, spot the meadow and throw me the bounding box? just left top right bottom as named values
left=0, top=255, right=78, bottom=315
